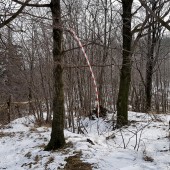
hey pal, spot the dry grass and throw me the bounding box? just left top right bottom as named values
left=37, top=143, right=46, bottom=148
left=29, top=127, right=38, bottom=132
left=24, top=152, right=32, bottom=159
left=62, top=152, right=92, bottom=170
left=45, top=156, right=54, bottom=170
left=143, top=155, right=154, bottom=162
left=0, top=131, right=15, bottom=138
left=34, top=155, right=40, bottom=163
left=34, top=120, right=52, bottom=128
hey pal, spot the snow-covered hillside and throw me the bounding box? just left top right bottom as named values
left=0, top=112, right=170, bottom=170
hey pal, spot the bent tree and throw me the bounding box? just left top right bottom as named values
left=116, top=0, right=133, bottom=127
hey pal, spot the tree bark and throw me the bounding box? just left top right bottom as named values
left=45, top=0, right=65, bottom=150
left=116, top=0, right=133, bottom=127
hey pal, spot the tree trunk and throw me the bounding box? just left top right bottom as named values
left=7, top=95, right=12, bottom=123
left=145, top=1, right=160, bottom=112
left=45, top=0, right=65, bottom=151
left=116, top=0, right=133, bottom=127
left=145, top=26, right=155, bottom=112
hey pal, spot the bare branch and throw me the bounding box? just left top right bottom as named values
left=12, top=0, right=50, bottom=7
left=139, top=0, right=170, bottom=31
left=0, top=0, right=31, bottom=28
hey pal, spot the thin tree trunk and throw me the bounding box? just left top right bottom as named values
left=7, top=95, right=12, bottom=123
left=145, top=16, right=155, bottom=112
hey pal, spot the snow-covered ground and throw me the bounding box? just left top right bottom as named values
left=0, top=112, right=170, bottom=170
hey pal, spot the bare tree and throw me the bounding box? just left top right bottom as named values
left=2, top=0, right=66, bottom=150
left=145, top=0, right=163, bottom=112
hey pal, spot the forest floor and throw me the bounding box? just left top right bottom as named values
left=0, top=111, right=170, bottom=170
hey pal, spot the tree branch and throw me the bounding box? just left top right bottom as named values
left=12, top=0, right=51, bottom=7
left=0, top=0, right=31, bottom=28
left=139, top=0, right=170, bottom=31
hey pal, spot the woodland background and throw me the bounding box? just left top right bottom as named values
left=0, top=0, right=170, bottom=125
